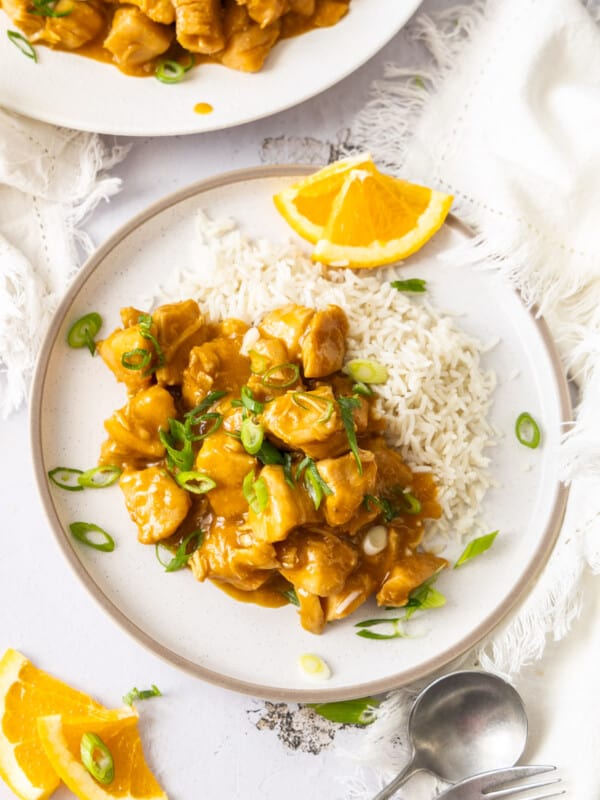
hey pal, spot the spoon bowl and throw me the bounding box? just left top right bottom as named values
left=373, top=670, right=528, bottom=800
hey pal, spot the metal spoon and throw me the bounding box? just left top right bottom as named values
left=373, top=670, right=528, bottom=800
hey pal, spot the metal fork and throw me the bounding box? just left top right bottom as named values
left=434, top=765, right=565, bottom=799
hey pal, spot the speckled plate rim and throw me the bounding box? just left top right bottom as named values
left=30, top=164, right=571, bottom=701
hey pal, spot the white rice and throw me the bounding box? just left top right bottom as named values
left=147, top=211, right=497, bottom=542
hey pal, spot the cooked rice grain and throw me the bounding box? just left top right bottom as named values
left=147, top=212, right=497, bottom=541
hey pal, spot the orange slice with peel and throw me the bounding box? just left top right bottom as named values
left=37, top=708, right=167, bottom=800
left=312, top=167, right=453, bottom=268
left=273, top=153, right=375, bottom=243
left=0, top=648, right=105, bottom=800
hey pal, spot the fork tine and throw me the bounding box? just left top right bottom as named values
left=477, top=765, right=557, bottom=791
left=487, top=788, right=564, bottom=800
left=485, top=771, right=564, bottom=800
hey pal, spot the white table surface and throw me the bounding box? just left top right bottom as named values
left=2, top=2, right=599, bottom=798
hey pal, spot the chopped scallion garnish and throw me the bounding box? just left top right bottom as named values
left=123, top=684, right=162, bottom=706
left=282, top=587, right=300, bottom=606
left=296, top=458, right=332, bottom=510
left=240, top=418, right=264, bottom=455
left=80, top=733, right=114, bottom=785
left=48, top=467, right=84, bottom=492
left=69, top=522, right=115, bottom=552
left=121, top=348, right=151, bottom=371
left=240, top=385, right=264, bottom=415
left=352, top=381, right=374, bottom=397
left=337, top=395, right=362, bottom=474
left=292, top=391, right=334, bottom=423
left=7, top=30, right=37, bottom=61
left=137, top=313, right=165, bottom=374
left=29, top=0, right=73, bottom=17
left=454, top=530, right=499, bottom=568
left=155, top=56, right=193, bottom=84
left=243, top=470, right=269, bottom=513
left=175, top=471, right=216, bottom=494
left=344, top=359, right=388, bottom=385
left=66, top=312, right=102, bottom=354
left=354, top=617, right=408, bottom=640
left=155, top=529, right=204, bottom=572
left=391, top=278, right=427, bottom=293
left=77, top=465, right=122, bottom=489
left=515, top=412, right=541, bottom=449
left=308, top=697, right=380, bottom=726
left=159, top=419, right=194, bottom=472
left=262, top=362, right=300, bottom=389
left=184, top=390, right=228, bottom=421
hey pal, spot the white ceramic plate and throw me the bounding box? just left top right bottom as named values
left=0, top=1, right=421, bottom=136
left=31, top=166, right=570, bottom=701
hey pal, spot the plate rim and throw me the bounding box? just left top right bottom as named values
left=30, top=164, right=572, bottom=701
left=0, top=1, right=423, bottom=136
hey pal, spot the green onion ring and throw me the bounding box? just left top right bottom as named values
left=399, top=491, right=421, bottom=515
left=48, top=467, right=84, bottom=492
left=175, top=471, right=216, bottom=494
left=80, top=732, right=114, bottom=785
left=186, top=412, right=223, bottom=440
left=240, top=385, right=264, bottom=415
left=66, top=312, right=102, bottom=355
left=69, top=522, right=115, bottom=552
left=261, top=362, right=300, bottom=389
left=345, top=359, right=388, bottom=385
left=29, top=0, right=73, bottom=17
left=121, top=348, right=151, bottom=371
left=7, top=30, right=37, bottom=61
left=243, top=470, right=269, bottom=514
left=155, top=59, right=187, bottom=84
left=77, top=465, right=122, bottom=489
left=352, top=381, right=374, bottom=397
left=515, top=412, right=541, bottom=449
left=240, top=418, right=264, bottom=455
left=291, top=392, right=334, bottom=423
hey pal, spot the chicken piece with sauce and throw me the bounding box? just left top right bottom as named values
left=120, top=466, right=191, bottom=544
left=104, top=6, right=173, bottom=70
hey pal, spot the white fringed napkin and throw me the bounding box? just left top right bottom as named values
left=341, top=0, right=600, bottom=795
left=0, top=108, right=126, bottom=416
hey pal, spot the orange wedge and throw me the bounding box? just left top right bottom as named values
left=311, top=167, right=453, bottom=268
left=274, top=156, right=453, bottom=269
left=0, top=648, right=105, bottom=800
left=37, top=708, right=167, bottom=800
left=273, top=153, right=375, bottom=243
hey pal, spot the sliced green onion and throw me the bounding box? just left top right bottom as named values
left=282, top=452, right=295, bottom=489
left=243, top=471, right=269, bottom=514
left=69, top=522, right=115, bottom=552
left=352, top=381, right=374, bottom=398
left=398, top=490, right=421, bottom=515
left=7, top=30, right=37, bottom=61
left=240, top=418, right=264, bottom=455
left=159, top=422, right=194, bottom=473
left=240, top=385, right=264, bottom=415
left=80, top=732, right=114, bottom=785
left=155, top=58, right=187, bottom=84
left=77, top=465, right=122, bottom=489
left=137, top=313, right=165, bottom=373
left=308, top=697, right=380, bottom=726
left=390, top=278, right=427, bottom=293
left=29, top=0, right=73, bottom=17
left=354, top=617, right=408, bottom=640
left=185, top=412, right=222, bottom=441
left=256, top=439, right=285, bottom=466
left=344, top=359, right=388, bottom=385
left=403, top=572, right=446, bottom=619
left=292, top=392, right=334, bottom=423
left=249, top=349, right=269, bottom=375
left=185, top=390, right=228, bottom=421
left=303, top=461, right=333, bottom=510
left=282, top=587, right=299, bottom=606
left=121, top=348, right=151, bottom=371
left=175, top=471, right=216, bottom=494
left=337, top=395, right=363, bottom=474
left=363, top=494, right=395, bottom=522
left=66, top=312, right=102, bottom=355
left=262, top=362, right=300, bottom=389
left=298, top=653, right=331, bottom=680
left=454, top=530, right=499, bottom=568
left=123, top=684, right=161, bottom=706
left=48, top=467, right=83, bottom=492
left=515, top=412, right=541, bottom=449
left=155, top=529, right=204, bottom=572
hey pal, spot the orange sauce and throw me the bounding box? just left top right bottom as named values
left=193, top=102, right=213, bottom=115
